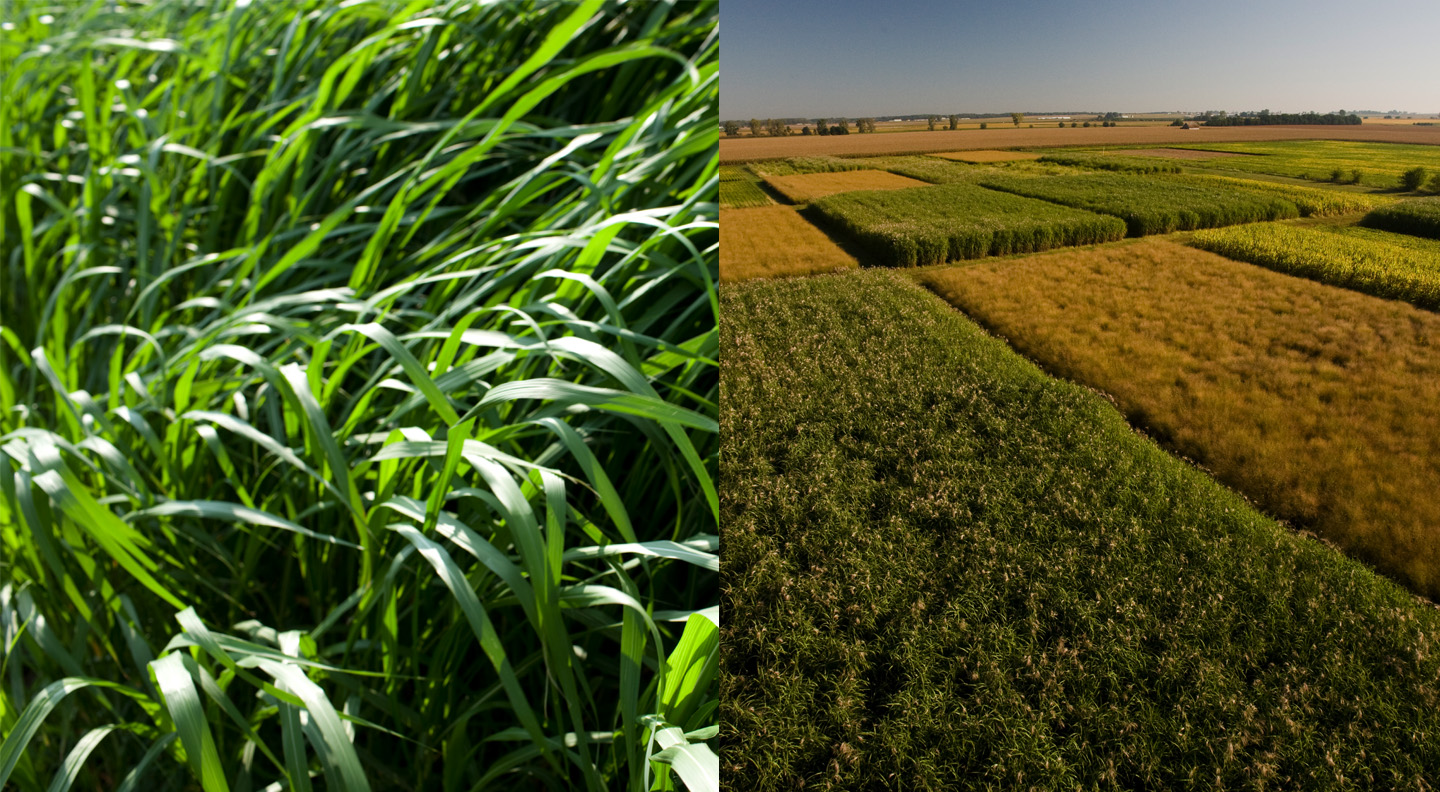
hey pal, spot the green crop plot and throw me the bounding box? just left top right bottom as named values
left=810, top=183, right=1125, bottom=266
left=0, top=2, right=718, bottom=791
left=749, top=156, right=866, bottom=177
left=1038, top=152, right=1181, bottom=174
left=979, top=172, right=1300, bottom=235
left=1171, top=140, right=1440, bottom=188
left=1362, top=197, right=1440, bottom=240
left=1193, top=222, right=1440, bottom=308
left=1173, top=174, right=1391, bottom=216
left=723, top=270, right=1440, bottom=790
left=721, top=166, right=772, bottom=208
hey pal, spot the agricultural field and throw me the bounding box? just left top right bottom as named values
left=930, top=149, right=1041, bottom=162
left=1168, top=140, right=1440, bottom=187
left=722, top=270, right=1440, bottom=790
left=1038, top=152, right=1181, bottom=174
left=921, top=238, right=1440, bottom=598
left=1192, top=222, right=1440, bottom=308
left=0, top=2, right=718, bottom=791
left=721, top=165, right=773, bottom=208
left=749, top=156, right=866, bottom=176
left=1362, top=197, right=1440, bottom=239
left=1171, top=174, right=1391, bottom=216
left=861, top=155, right=988, bottom=184
left=761, top=169, right=929, bottom=204
left=979, top=172, right=1300, bottom=235
left=1103, top=148, right=1250, bottom=160
left=720, top=206, right=858, bottom=281
left=719, top=124, right=1440, bottom=163
left=810, top=183, right=1125, bottom=266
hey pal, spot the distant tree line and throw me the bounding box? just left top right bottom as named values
left=1199, top=110, right=1362, bottom=126
left=721, top=118, right=878, bottom=136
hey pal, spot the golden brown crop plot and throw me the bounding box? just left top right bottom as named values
left=759, top=169, right=929, bottom=204
left=720, top=206, right=858, bottom=282
left=919, top=239, right=1440, bottom=599
left=930, top=150, right=1041, bottom=163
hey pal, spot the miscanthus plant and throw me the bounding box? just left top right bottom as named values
left=0, top=1, right=718, bottom=790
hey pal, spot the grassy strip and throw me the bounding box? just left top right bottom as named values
left=979, top=172, right=1299, bottom=235
left=1362, top=197, right=1440, bottom=239
left=750, top=156, right=867, bottom=177
left=1173, top=174, right=1390, bottom=216
left=810, top=183, right=1125, bottom=266
left=719, top=206, right=858, bottom=281
left=721, top=166, right=772, bottom=208
left=1038, top=152, right=1181, bottom=174
left=923, top=238, right=1440, bottom=599
left=1192, top=222, right=1440, bottom=309
left=723, top=269, right=1440, bottom=790
left=0, top=2, right=718, bottom=790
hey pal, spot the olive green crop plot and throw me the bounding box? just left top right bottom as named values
left=1037, top=152, right=1181, bottom=174
left=1192, top=222, right=1440, bottom=309
left=922, top=239, right=1440, bottom=600
left=1169, top=140, right=1440, bottom=188
left=1363, top=197, right=1440, bottom=240
left=723, top=269, right=1440, bottom=791
left=977, top=172, right=1300, bottom=235
left=810, top=183, right=1125, bottom=266
left=721, top=165, right=772, bottom=208
left=1172, top=174, right=1391, bottom=216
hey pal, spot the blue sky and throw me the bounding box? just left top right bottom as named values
left=721, top=0, right=1440, bottom=120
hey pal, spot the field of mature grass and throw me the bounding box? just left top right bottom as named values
left=721, top=166, right=772, bottom=209
left=979, top=172, right=1300, bottom=235
left=1038, top=152, right=1181, bottom=174
left=921, top=239, right=1440, bottom=599
left=723, top=270, right=1440, bottom=791
left=719, top=125, right=1440, bottom=163
left=1172, top=174, right=1391, bottom=216
left=1192, top=223, right=1440, bottom=309
left=1362, top=197, right=1440, bottom=239
left=810, top=184, right=1125, bottom=266
left=1172, top=140, right=1440, bottom=187
left=858, top=156, right=983, bottom=184
left=719, top=206, right=857, bottom=281
left=761, top=170, right=929, bottom=204
left=0, top=2, right=718, bottom=791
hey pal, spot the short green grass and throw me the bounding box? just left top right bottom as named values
left=722, top=270, right=1440, bottom=791
left=979, top=172, right=1301, bottom=235
left=809, top=183, right=1125, bottom=266
left=0, top=1, right=719, bottom=791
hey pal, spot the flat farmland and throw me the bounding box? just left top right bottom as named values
left=722, top=270, right=1440, bottom=790
left=720, top=205, right=858, bottom=281
left=979, top=172, right=1300, bottom=235
left=761, top=169, right=930, bottom=204
left=930, top=149, right=1041, bottom=162
left=720, top=165, right=772, bottom=208
left=720, top=124, right=1440, bottom=162
left=920, top=238, right=1440, bottom=598
left=810, top=183, right=1125, bottom=266
left=1167, top=140, right=1440, bottom=187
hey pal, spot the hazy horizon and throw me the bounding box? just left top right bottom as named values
left=722, top=0, right=1440, bottom=120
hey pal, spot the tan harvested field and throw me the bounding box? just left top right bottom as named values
left=919, top=238, right=1440, bottom=599
left=1104, top=148, right=1248, bottom=159
left=930, top=150, right=1041, bottom=162
left=759, top=169, right=929, bottom=204
left=720, top=206, right=858, bottom=281
left=720, top=124, right=1440, bottom=162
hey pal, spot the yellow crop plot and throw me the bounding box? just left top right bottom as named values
left=720, top=206, right=859, bottom=281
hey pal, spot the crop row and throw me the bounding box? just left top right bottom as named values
left=1038, top=152, right=1181, bottom=174
left=810, top=183, right=1126, bottom=266
left=749, top=156, right=866, bottom=176
left=1362, top=196, right=1440, bottom=239
left=723, top=269, right=1440, bottom=790
left=720, top=165, right=772, bottom=208
left=1172, top=174, right=1390, bottom=216
left=978, top=172, right=1300, bottom=235
left=1192, top=222, right=1440, bottom=309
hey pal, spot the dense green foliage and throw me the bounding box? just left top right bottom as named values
left=1363, top=197, right=1440, bottom=240
left=859, top=156, right=982, bottom=184
left=1192, top=223, right=1440, bottom=309
left=0, top=1, right=718, bottom=790
left=1171, top=175, right=1389, bottom=217
left=809, top=184, right=1125, bottom=266
left=722, top=270, right=1440, bottom=791
left=1201, top=111, right=1361, bottom=126
left=1037, top=152, right=1181, bottom=174
left=720, top=166, right=770, bottom=209
left=979, top=172, right=1300, bottom=235
left=749, top=157, right=865, bottom=177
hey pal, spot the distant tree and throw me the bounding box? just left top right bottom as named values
left=1402, top=167, right=1428, bottom=191
left=1351, top=169, right=1364, bottom=184
left=927, top=115, right=938, bottom=131
left=766, top=118, right=788, bottom=137
left=1011, top=112, right=1024, bottom=127
left=1083, top=121, right=1091, bottom=128
left=1428, top=172, right=1440, bottom=192
left=816, top=118, right=829, bottom=136
left=802, top=125, right=812, bottom=136
left=830, top=124, right=848, bottom=135
left=749, top=118, right=761, bottom=136
left=948, top=114, right=960, bottom=130
left=1330, top=168, right=1345, bottom=183
left=723, top=120, right=740, bottom=136
left=980, top=122, right=987, bottom=129
left=838, top=118, right=851, bottom=134
left=1059, top=121, right=1066, bottom=128
left=1071, top=122, right=1078, bottom=128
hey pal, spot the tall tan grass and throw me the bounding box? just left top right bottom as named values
left=720, top=206, right=859, bottom=281
left=759, top=170, right=930, bottom=204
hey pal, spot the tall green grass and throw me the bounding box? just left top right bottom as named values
left=0, top=1, right=718, bottom=790
left=1362, top=197, right=1440, bottom=240
left=810, top=184, right=1125, bottom=266
left=723, top=270, right=1440, bottom=790
left=1037, top=152, right=1182, bottom=174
